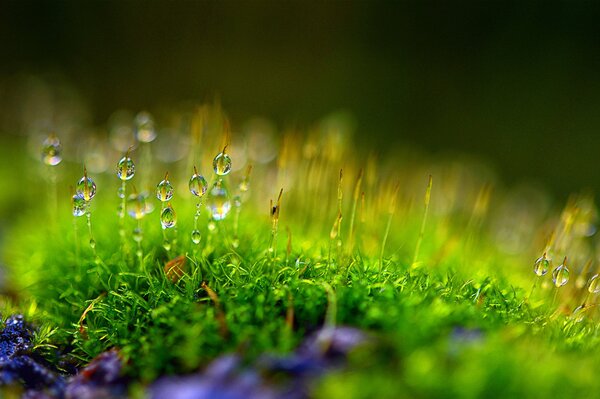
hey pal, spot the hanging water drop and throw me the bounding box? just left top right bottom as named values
left=89, top=238, right=96, bottom=249
left=533, top=254, right=550, bottom=277
left=156, top=173, right=174, bottom=202
left=72, top=194, right=87, bottom=217
left=207, top=180, right=231, bottom=221
left=191, top=229, right=201, bottom=244
left=589, top=274, right=600, bottom=294
left=233, top=195, right=242, bottom=208
left=189, top=167, right=208, bottom=197
left=42, top=134, right=62, bottom=166
left=134, top=111, right=157, bottom=143
left=76, top=172, right=97, bottom=201
left=127, top=193, right=148, bottom=220
left=552, top=261, right=570, bottom=288
left=160, top=204, right=177, bottom=229
left=117, top=156, right=135, bottom=181
left=213, top=149, right=232, bottom=176
left=133, top=227, right=143, bottom=243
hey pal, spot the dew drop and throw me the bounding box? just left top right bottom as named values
left=117, top=186, right=125, bottom=199
left=589, top=274, right=600, bottom=294
left=160, top=205, right=177, bottom=229
left=42, top=135, right=62, bottom=166
left=191, top=229, right=201, bottom=244
left=533, top=255, right=550, bottom=277
left=232, top=238, right=239, bottom=248
left=189, top=172, right=208, bottom=197
left=213, top=152, right=232, bottom=176
left=156, top=177, right=174, bottom=202
left=76, top=175, right=97, bottom=201
left=133, top=227, right=143, bottom=243
left=207, top=180, right=231, bottom=221
left=127, top=194, right=148, bottom=220
left=117, top=156, right=135, bottom=181
left=134, top=111, right=157, bottom=143
left=163, top=239, right=172, bottom=251
left=89, top=238, right=96, bottom=249
left=141, top=191, right=155, bottom=214
left=72, top=194, right=87, bottom=217
left=552, top=264, right=570, bottom=288
left=233, top=195, right=242, bottom=208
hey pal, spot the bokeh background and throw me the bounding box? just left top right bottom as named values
left=1, top=0, right=600, bottom=198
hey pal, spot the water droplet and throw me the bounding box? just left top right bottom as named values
left=191, top=229, right=201, bottom=244
left=89, top=238, right=96, bottom=249
left=163, top=239, right=172, bottom=251
left=589, top=274, right=600, bottom=294
left=533, top=254, right=550, bottom=277
left=232, top=238, right=239, bottom=248
left=117, top=186, right=126, bottom=199
left=213, top=152, right=232, bottom=176
left=127, top=194, right=148, bottom=219
left=233, top=195, right=242, bottom=208
left=552, top=264, right=570, bottom=287
left=160, top=205, right=177, bottom=229
left=72, top=194, right=87, bottom=217
left=117, top=156, right=135, bottom=181
left=42, top=135, right=62, bottom=166
left=133, top=227, right=143, bottom=243
left=76, top=175, right=97, bottom=201
left=141, top=191, right=155, bottom=214
left=207, top=181, right=231, bottom=221
left=189, top=171, right=208, bottom=197
left=207, top=221, right=216, bottom=231
left=134, top=111, right=157, bottom=143
left=156, top=176, right=174, bottom=202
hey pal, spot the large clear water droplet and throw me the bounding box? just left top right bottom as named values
left=533, top=255, right=550, bottom=277
left=134, top=111, right=157, bottom=143
left=589, top=274, right=600, bottom=294
left=117, top=156, right=135, bottom=181
left=127, top=193, right=147, bottom=219
left=72, top=194, right=87, bottom=217
left=156, top=178, right=174, bottom=202
left=191, top=229, right=201, bottom=244
left=160, top=205, right=177, bottom=229
left=189, top=173, right=208, bottom=197
left=42, top=135, right=62, bottom=166
left=552, top=265, right=570, bottom=287
left=76, top=176, right=97, bottom=201
left=213, top=152, right=232, bottom=176
left=207, top=180, right=231, bottom=220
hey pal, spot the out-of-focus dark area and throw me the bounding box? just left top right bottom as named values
left=1, top=0, right=600, bottom=197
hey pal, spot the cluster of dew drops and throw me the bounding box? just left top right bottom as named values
left=41, top=124, right=238, bottom=248
left=533, top=253, right=600, bottom=295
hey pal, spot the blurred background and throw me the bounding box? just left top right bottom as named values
left=1, top=0, right=600, bottom=198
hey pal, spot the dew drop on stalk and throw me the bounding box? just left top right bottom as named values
left=127, top=193, right=147, bottom=220
left=156, top=173, right=174, bottom=202
left=552, top=262, right=570, bottom=288
left=117, top=186, right=125, bottom=199
left=76, top=174, right=97, bottom=202
left=189, top=168, right=208, bottom=197
left=134, top=111, right=157, bottom=143
left=133, top=227, right=143, bottom=243
left=207, top=180, right=231, bottom=221
left=160, top=204, right=177, bottom=229
left=533, top=254, right=550, bottom=277
left=72, top=194, right=87, bottom=217
left=117, top=156, right=135, bottom=181
left=89, top=238, right=96, bottom=249
left=589, top=274, right=600, bottom=294
left=233, top=195, right=242, bottom=208
left=42, top=134, right=62, bottom=166
left=213, top=150, right=232, bottom=176
left=191, top=229, right=201, bottom=244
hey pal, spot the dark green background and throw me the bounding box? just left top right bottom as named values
left=2, top=0, right=600, bottom=198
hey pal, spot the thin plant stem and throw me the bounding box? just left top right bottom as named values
left=412, top=175, right=433, bottom=269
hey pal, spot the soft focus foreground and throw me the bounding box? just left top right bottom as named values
left=1, top=103, right=600, bottom=398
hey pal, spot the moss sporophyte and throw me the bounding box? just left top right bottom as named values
left=7, top=105, right=600, bottom=397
